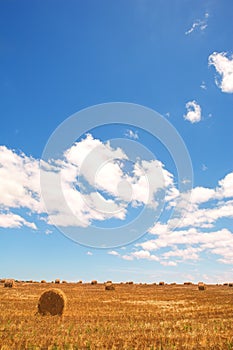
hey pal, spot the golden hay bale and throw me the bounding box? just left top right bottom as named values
left=184, top=282, right=193, bottom=285
left=38, top=289, right=66, bottom=316
left=106, top=280, right=112, bottom=284
left=55, top=279, right=60, bottom=284
left=159, top=281, right=165, bottom=286
left=4, top=279, right=15, bottom=288
left=91, top=280, right=97, bottom=285
left=229, top=283, right=233, bottom=287
left=198, top=282, right=206, bottom=291
left=105, top=283, right=115, bottom=291
left=62, top=280, right=67, bottom=284
left=41, top=280, right=46, bottom=283
left=0, top=279, right=6, bottom=283
left=128, top=281, right=134, bottom=285
left=78, top=280, right=83, bottom=284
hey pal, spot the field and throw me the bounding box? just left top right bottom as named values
left=0, top=282, right=233, bottom=350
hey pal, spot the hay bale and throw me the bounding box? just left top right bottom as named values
left=106, top=280, right=112, bottom=284
left=55, top=279, right=60, bottom=284
left=4, top=279, right=15, bottom=288
left=159, top=281, right=165, bottom=286
left=91, top=280, right=97, bottom=285
left=0, top=279, right=6, bottom=284
left=62, top=280, right=67, bottom=284
left=41, top=280, right=46, bottom=283
left=128, top=281, right=133, bottom=285
left=38, top=289, right=66, bottom=316
left=184, top=282, right=192, bottom=285
left=105, top=283, right=115, bottom=291
left=198, top=282, right=206, bottom=291
left=229, top=283, right=233, bottom=287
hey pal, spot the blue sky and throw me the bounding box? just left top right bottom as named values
left=1, top=0, right=233, bottom=283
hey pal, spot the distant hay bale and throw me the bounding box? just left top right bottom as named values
left=229, top=283, right=233, bottom=287
left=198, top=282, right=206, bottom=291
left=62, top=281, right=67, bottom=284
left=78, top=280, right=82, bottom=284
left=106, top=280, right=112, bottom=284
left=159, top=282, right=165, bottom=286
left=184, top=282, right=192, bottom=285
left=38, top=289, right=66, bottom=316
left=0, top=279, right=6, bottom=283
left=4, top=279, right=15, bottom=288
left=41, top=280, right=46, bottom=283
left=105, top=283, right=115, bottom=291
left=223, top=283, right=228, bottom=286
left=128, top=281, right=133, bottom=285
left=55, top=279, right=60, bottom=284
left=91, top=280, right=97, bottom=285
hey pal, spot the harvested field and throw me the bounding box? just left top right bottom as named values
left=0, top=283, right=233, bottom=349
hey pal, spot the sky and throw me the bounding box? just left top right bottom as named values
left=0, top=0, right=233, bottom=283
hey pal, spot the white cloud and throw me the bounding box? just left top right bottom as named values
left=202, top=164, right=208, bottom=171
left=200, top=81, right=207, bottom=90
left=208, top=52, right=233, bottom=93
left=87, top=251, right=93, bottom=256
left=0, top=146, right=43, bottom=213
left=185, top=12, right=209, bottom=35
left=125, top=129, right=139, bottom=140
left=0, top=212, right=36, bottom=229
left=190, top=186, right=215, bottom=204
left=108, top=250, right=120, bottom=256
left=183, top=101, right=202, bottom=123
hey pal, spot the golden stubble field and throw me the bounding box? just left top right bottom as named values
left=0, top=282, right=233, bottom=350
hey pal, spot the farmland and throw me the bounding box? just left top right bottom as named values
left=0, top=282, right=233, bottom=349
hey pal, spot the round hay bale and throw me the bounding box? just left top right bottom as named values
left=62, top=280, right=67, bottom=284
left=91, top=280, right=97, bottom=285
left=55, top=279, right=60, bottom=284
left=128, top=281, right=133, bottom=285
left=78, top=280, right=82, bottom=284
left=4, top=279, right=15, bottom=288
left=41, top=280, right=46, bottom=283
left=38, top=289, right=66, bottom=316
left=229, top=283, right=233, bottom=287
left=105, top=283, right=115, bottom=291
left=106, top=280, right=112, bottom=284
left=198, top=282, right=206, bottom=291
left=159, top=281, right=165, bottom=286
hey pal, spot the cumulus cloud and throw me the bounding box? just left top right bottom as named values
left=183, top=101, right=202, bottom=123
left=117, top=171, right=233, bottom=266
left=185, top=12, right=209, bottom=35
left=0, top=134, right=177, bottom=229
left=0, top=213, right=36, bottom=229
left=208, top=52, right=233, bottom=93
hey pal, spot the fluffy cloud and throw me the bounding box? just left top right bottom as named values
left=0, top=134, right=176, bottom=229
left=183, top=101, right=202, bottom=123
left=0, top=213, right=36, bottom=229
left=118, top=171, right=233, bottom=266
left=208, top=52, right=233, bottom=93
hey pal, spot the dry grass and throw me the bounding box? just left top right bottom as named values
left=0, top=283, right=233, bottom=349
